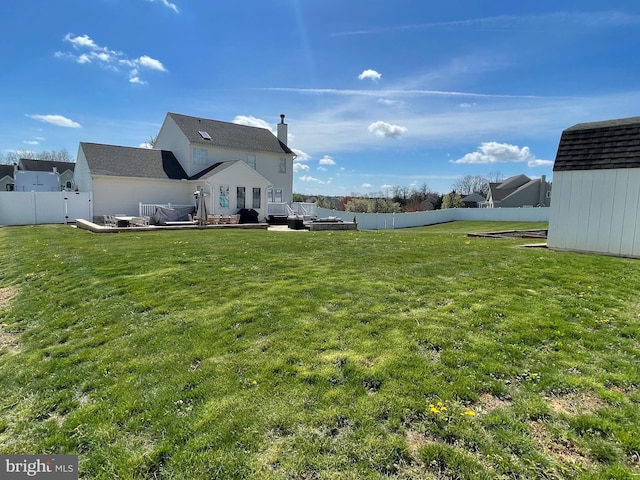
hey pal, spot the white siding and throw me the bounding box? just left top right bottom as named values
left=155, top=115, right=191, bottom=175
left=200, top=161, right=270, bottom=220
left=92, top=176, right=195, bottom=217
left=73, top=146, right=93, bottom=192
left=548, top=168, right=640, bottom=257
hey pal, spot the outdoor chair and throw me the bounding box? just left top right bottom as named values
left=131, top=216, right=149, bottom=227
left=103, top=215, right=117, bottom=227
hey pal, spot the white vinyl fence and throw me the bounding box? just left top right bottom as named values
left=317, top=206, right=550, bottom=230
left=0, top=191, right=93, bottom=226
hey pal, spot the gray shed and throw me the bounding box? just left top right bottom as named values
left=547, top=116, right=640, bottom=257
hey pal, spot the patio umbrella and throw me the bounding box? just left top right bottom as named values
left=194, top=189, right=208, bottom=225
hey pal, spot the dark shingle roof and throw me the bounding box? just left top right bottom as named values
left=0, top=164, right=15, bottom=179
left=554, top=116, right=640, bottom=171
left=168, top=112, right=294, bottom=155
left=20, top=159, right=75, bottom=173
left=81, top=143, right=188, bottom=179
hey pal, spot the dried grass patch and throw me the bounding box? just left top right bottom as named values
left=0, top=286, right=20, bottom=353
left=477, top=393, right=512, bottom=414
left=545, top=392, right=606, bottom=416
left=529, top=420, right=595, bottom=470
left=0, top=285, right=18, bottom=310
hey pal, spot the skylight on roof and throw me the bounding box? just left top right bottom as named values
left=198, top=131, right=212, bottom=140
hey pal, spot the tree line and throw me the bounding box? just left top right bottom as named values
left=0, top=148, right=74, bottom=164
left=296, top=173, right=503, bottom=213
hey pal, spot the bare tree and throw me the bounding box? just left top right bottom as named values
left=2, top=148, right=74, bottom=164
left=487, top=170, right=504, bottom=183
left=451, top=175, right=489, bottom=196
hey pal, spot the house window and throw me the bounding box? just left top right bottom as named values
left=237, top=187, right=246, bottom=209
left=219, top=185, right=229, bottom=208
left=546, top=191, right=551, bottom=199
left=65, top=181, right=72, bottom=189
left=279, top=158, right=286, bottom=173
left=6, top=184, right=14, bottom=191
left=268, top=188, right=283, bottom=203
left=247, top=154, right=256, bottom=169
left=252, top=187, right=261, bottom=208
left=193, top=148, right=208, bottom=165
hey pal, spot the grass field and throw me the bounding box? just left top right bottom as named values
left=0, top=221, right=639, bottom=479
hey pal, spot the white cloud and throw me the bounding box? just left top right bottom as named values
left=362, top=183, right=373, bottom=188
left=317, top=166, right=327, bottom=171
left=139, top=142, right=154, bottom=149
left=65, top=33, right=98, bottom=49
left=232, top=115, right=275, bottom=134
left=293, top=162, right=309, bottom=172
left=27, top=114, right=81, bottom=128
left=137, top=55, right=167, bottom=71
left=528, top=159, right=554, bottom=167
left=146, top=0, right=180, bottom=13
left=24, top=140, right=39, bottom=145
left=368, top=121, right=408, bottom=138
left=358, top=69, right=382, bottom=81
left=57, top=34, right=167, bottom=85
left=299, top=175, right=325, bottom=184
left=451, top=142, right=552, bottom=167
left=378, top=98, right=403, bottom=107
left=319, top=155, right=336, bottom=165
left=291, top=148, right=310, bottom=161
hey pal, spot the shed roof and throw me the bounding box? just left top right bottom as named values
left=554, top=116, right=640, bottom=171
left=81, top=143, right=188, bottom=180
left=167, top=112, right=294, bottom=155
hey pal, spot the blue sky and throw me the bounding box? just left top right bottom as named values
left=2, top=1, right=640, bottom=195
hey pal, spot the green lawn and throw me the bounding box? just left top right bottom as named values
left=0, top=222, right=638, bottom=479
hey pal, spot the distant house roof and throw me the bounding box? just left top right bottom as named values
left=461, top=192, right=486, bottom=203
left=19, top=159, right=75, bottom=173
left=81, top=143, right=188, bottom=180
left=167, top=112, right=294, bottom=155
left=488, top=175, right=532, bottom=202
left=554, top=116, right=640, bottom=172
left=0, top=164, right=14, bottom=180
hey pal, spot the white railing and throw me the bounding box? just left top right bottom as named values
left=139, top=203, right=194, bottom=217
left=291, top=202, right=317, bottom=218
left=267, top=203, right=289, bottom=216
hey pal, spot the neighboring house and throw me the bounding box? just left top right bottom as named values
left=0, top=164, right=14, bottom=191
left=461, top=192, right=486, bottom=208
left=548, top=116, right=640, bottom=258
left=482, top=174, right=551, bottom=208
left=19, top=159, right=76, bottom=191
left=74, top=112, right=292, bottom=219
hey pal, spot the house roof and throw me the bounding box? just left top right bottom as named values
left=188, top=160, right=237, bottom=180
left=461, top=192, right=486, bottom=203
left=81, top=143, right=188, bottom=180
left=488, top=175, right=532, bottom=203
left=167, top=112, right=294, bottom=155
left=0, top=164, right=14, bottom=180
left=554, top=116, right=640, bottom=171
left=19, top=158, right=75, bottom=173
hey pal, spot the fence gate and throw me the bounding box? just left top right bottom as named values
left=0, top=191, right=93, bottom=226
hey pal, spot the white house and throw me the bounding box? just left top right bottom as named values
left=547, top=116, right=640, bottom=258
left=73, top=112, right=295, bottom=220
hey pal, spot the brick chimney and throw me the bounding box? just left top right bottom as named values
left=277, top=114, right=288, bottom=146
